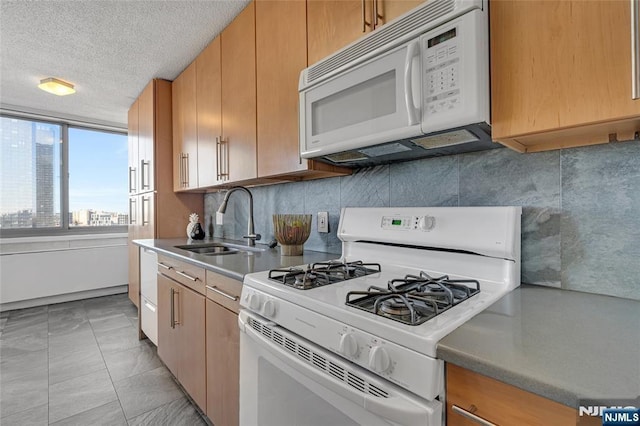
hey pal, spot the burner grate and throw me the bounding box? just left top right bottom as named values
left=346, top=271, right=480, bottom=325
left=268, top=260, right=381, bottom=290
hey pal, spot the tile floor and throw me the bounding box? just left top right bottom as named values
left=0, top=293, right=208, bottom=425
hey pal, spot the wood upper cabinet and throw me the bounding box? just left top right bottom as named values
left=196, top=37, right=223, bottom=187
left=446, top=363, right=579, bottom=426
left=206, top=298, right=239, bottom=426
left=256, top=0, right=307, bottom=176
left=172, top=62, right=199, bottom=190
left=157, top=270, right=207, bottom=411
left=307, top=0, right=423, bottom=64
left=221, top=2, right=258, bottom=182
left=138, top=82, right=155, bottom=192
left=491, top=0, right=640, bottom=152
left=255, top=0, right=351, bottom=179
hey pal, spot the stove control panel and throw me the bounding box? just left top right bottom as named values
left=381, top=215, right=436, bottom=231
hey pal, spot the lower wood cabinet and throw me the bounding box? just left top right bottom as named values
left=157, top=273, right=206, bottom=411
left=205, top=270, right=241, bottom=426
left=206, top=299, right=239, bottom=426
left=446, top=363, right=577, bottom=425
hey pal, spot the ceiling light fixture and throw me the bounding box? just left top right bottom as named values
left=38, top=77, right=76, bottom=96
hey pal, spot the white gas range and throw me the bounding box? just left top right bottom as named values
left=239, top=206, right=521, bottom=426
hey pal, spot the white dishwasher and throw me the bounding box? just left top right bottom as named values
left=139, top=247, right=158, bottom=345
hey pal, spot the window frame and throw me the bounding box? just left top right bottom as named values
left=0, top=113, right=128, bottom=238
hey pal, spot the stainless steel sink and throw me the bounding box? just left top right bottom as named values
left=174, top=243, right=238, bottom=256
left=174, top=242, right=268, bottom=255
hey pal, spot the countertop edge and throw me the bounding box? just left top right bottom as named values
left=436, top=345, right=579, bottom=408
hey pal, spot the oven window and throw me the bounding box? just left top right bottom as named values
left=258, top=358, right=359, bottom=425
left=311, top=70, right=396, bottom=136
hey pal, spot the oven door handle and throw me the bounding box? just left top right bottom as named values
left=238, top=310, right=439, bottom=425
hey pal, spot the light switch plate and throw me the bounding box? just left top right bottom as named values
left=317, top=211, right=329, bottom=233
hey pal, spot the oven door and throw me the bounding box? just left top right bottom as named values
left=239, top=310, right=442, bottom=426
left=300, top=39, right=422, bottom=159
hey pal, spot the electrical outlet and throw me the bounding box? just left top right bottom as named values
left=317, top=211, right=329, bottom=233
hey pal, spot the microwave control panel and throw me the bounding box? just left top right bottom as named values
left=423, top=25, right=461, bottom=116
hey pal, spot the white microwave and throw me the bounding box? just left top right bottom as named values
left=299, top=0, right=497, bottom=167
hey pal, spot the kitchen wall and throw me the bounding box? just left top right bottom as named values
left=204, top=140, right=640, bottom=301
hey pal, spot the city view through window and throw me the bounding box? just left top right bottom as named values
left=0, top=116, right=128, bottom=231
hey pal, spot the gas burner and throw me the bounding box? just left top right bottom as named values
left=268, top=261, right=381, bottom=290
left=346, top=271, right=480, bottom=325
left=293, top=272, right=317, bottom=290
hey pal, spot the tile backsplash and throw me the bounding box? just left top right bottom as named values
left=204, top=140, right=640, bottom=300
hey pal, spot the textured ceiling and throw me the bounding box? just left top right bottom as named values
left=0, top=0, right=251, bottom=129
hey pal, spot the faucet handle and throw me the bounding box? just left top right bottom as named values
left=243, top=233, right=261, bottom=241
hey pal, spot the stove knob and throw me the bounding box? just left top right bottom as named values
left=339, top=333, right=359, bottom=357
left=247, top=293, right=262, bottom=311
left=418, top=215, right=436, bottom=231
left=368, top=346, right=391, bottom=373
left=262, top=299, right=276, bottom=318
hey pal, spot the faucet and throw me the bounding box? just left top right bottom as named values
left=216, top=186, right=261, bottom=246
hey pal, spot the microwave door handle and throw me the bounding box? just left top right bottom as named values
left=404, top=41, right=421, bottom=126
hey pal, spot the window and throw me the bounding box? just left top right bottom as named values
left=68, top=127, right=128, bottom=227
left=0, top=115, right=127, bottom=235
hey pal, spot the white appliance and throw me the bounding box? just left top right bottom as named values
left=139, top=247, right=158, bottom=345
left=299, top=0, right=495, bottom=167
left=239, top=206, right=521, bottom=425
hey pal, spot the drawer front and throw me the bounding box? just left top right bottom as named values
left=205, top=270, right=242, bottom=313
left=140, top=296, right=158, bottom=346
left=446, top=363, right=576, bottom=426
left=157, top=254, right=206, bottom=295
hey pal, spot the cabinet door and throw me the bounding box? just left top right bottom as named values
left=446, top=364, right=576, bottom=425
left=172, top=63, right=199, bottom=190
left=221, top=2, right=257, bottom=182
left=178, top=285, right=206, bottom=411
left=127, top=99, right=139, bottom=194
left=138, top=81, right=155, bottom=192
left=256, top=0, right=307, bottom=177
left=307, top=0, right=372, bottom=65
left=157, top=274, right=180, bottom=376
left=491, top=0, right=640, bottom=149
left=196, top=37, right=223, bottom=187
left=206, top=299, right=239, bottom=426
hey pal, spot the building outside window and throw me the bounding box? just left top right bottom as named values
left=0, top=115, right=127, bottom=235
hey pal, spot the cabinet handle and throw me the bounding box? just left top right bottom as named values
left=129, top=198, right=136, bottom=225
left=184, top=153, right=190, bottom=187
left=206, top=285, right=239, bottom=301
left=140, top=160, right=150, bottom=190
left=632, top=0, right=639, bottom=99
left=177, top=153, right=183, bottom=189
left=216, top=137, right=221, bottom=181
left=141, top=196, right=150, bottom=225
left=219, top=137, right=229, bottom=181
left=451, top=405, right=497, bottom=426
left=129, top=167, right=137, bottom=193
left=170, top=287, right=176, bottom=328
left=175, top=270, right=199, bottom=282
left=158, top=262, right=173, bottom=270
left=373, top=0, right=382, bottom=29
left=361, top=0, right=372, bottom=32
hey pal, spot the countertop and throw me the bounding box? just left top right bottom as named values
left=437, top=284, right=640, bottom=408
left=132, top=238, right=340, bottom=281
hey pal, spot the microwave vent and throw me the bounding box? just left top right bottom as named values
left=306, top=0, right=463, bottom=85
